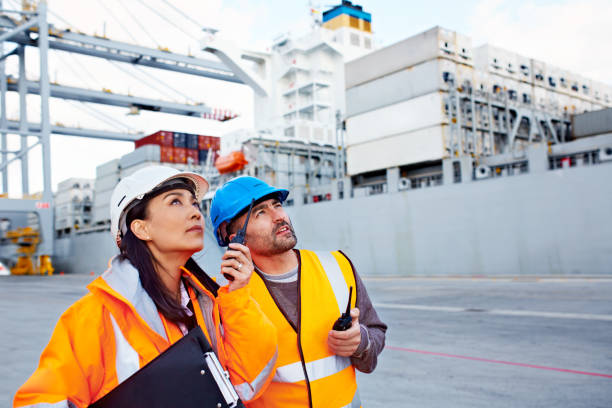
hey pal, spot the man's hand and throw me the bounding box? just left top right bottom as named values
left=221, top=243, right=254, bottom=292
left=327, top=308, right=361, bottom=357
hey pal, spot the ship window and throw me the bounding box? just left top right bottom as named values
left=350, top=33, right=360, bottom=46
left=535, top=73, right=544, bottom=81
left=548, top=76, right=556, bottom=87
left=442, top=71, right=452, bottom=83
left=571, top=83, right=579, bottom=92
left=522, top=93, right=531, bottom=104
left=582, top=84, right=589, bottom=94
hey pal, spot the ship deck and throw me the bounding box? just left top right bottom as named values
left=2, top=275, right=611, bottom=407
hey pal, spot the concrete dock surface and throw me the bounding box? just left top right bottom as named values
left=2, top=274, right=611, bottom=407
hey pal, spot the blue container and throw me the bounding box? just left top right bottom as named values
left=198, top=149, right=209, bottom=164
left=186, top=133, right=199, bottom=150
left=173, top=132, right=186, bottom=148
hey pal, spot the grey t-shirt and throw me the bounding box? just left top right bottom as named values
left=257, top=258, right=387, bottom=373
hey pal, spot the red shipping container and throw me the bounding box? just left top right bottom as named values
left=198, top=135, right=207, bottom=150
left=186, top=149, right=198, bottom=164
left=160, top=146, right=174, bottom=163
left=211, top=136, right=221, bottom=151
left=135, top=130, right=174, bottom=148
left=173, top=147, right=187, bottom=164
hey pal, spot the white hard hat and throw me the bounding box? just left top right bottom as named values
left=110, top=165, right=209, bottom=246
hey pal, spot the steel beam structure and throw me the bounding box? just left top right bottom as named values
left=2, top=120, right=141, bottom=141
left=6, top=80, right=216, bottom=117
left=0, top=23, right=243, bottom=83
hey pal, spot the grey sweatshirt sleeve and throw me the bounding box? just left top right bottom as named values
left=349, top=266, right=387, bottom=373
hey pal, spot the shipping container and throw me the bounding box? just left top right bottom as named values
left=186, top=148, right=198, bottom=164
left=121, top=161, right=162, bottom=177
left=173, top=132, right=187, bottom=148
left=94, top=173, right=120, bottom=193
left=346, top=59, right=442, bottom=117
left=345, top=27, right=468, bottom=89
left=346, top=125, right=447, bottom=175
left=134, top=130, right=173, bottom=148
left=92, top=188, right=114, bottom=214
left=57, top=177, right=93, bottom=192
left=160, top=146, right=174, bottom=163
left=119, top=144, right=161, bottom=170
left=346, top=92, right=446, bottom=147
left=173, top=147, right=187, bottom=164
left=572, top=108, right=612, bottom=138
left=186, top=133, right=199, bottom=150
left=95, top=159, right=120, bottom=178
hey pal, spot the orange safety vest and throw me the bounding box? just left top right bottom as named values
left=14, top=257, right=277, bottom=408
left=247, top=250, right=361, bottom=408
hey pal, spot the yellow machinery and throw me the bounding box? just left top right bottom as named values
left=5, top=227, right=54, bottom=275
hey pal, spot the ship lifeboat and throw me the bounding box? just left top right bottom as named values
left=214, top=151, right=248, bottom=174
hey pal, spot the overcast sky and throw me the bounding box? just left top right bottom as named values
left=2, top=0, right=610, bottom=195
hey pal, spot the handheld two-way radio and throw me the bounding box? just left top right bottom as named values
left=332, top=286, right=353, bottom=331
left=224, top=199, right=255, bottom=282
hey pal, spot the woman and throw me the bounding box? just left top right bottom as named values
left=14, top=165, right=278, bottom=408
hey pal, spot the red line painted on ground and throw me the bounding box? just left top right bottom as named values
left=386, top=346, right=612, bottom=378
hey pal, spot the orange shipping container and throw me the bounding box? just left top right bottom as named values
left=160, top=146, right=174, bottom=163
left=214, top=151, right=248, bottom=174
left=173, top=147, right=187, bottom=164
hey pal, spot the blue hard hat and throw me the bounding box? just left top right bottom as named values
left=210, top=176, right=289, bottom=246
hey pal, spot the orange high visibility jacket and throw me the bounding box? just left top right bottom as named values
left=247, top=250, right=361, bottom=408
left=14, top=257, right=278, bottom=408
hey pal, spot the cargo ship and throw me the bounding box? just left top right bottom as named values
left=1, top=1, right=611, bottom=277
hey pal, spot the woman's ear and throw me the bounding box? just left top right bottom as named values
left=131, top=219, right=151, bottom=241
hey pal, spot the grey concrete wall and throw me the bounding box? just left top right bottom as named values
left=287, top=163, right=612, bottom=276
left=54, top=226, right=225, bottom=277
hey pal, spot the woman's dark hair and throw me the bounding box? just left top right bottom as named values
left=119, top=181, right=202, bottom=326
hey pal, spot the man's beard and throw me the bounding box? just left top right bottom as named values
left=251, top=220, right=297, bottom=256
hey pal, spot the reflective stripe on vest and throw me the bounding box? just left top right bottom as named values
left=313, top=251, right=350, bottom=315
left=234, top=348, right=278, bottom=401
left=273, top=355, right=351, bottom=383
left=109, top=314, right=140, bottom=384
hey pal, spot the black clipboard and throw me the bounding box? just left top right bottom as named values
left=89, top=326, right=245, bottom=408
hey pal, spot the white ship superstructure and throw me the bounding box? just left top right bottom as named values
left=205, top=1, right=375, bottom=152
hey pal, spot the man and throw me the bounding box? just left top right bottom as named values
left=210, top=176, right=387, bottom=408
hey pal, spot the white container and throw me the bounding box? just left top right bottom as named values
left=346, top=59, right=443, bottom=117
left=119, top=145, right=161, bottom=170
left=346, top=125, right=447, bottom=175
left=346, top=92, right=446, bottom=147
left=531, top=59, right=546, bottom=85
left=346, top=26, right=462, bottom=88
left=93, top=188, right=114, bottom=213
left=96, top=159, right=120, bottom=178
left=455, top=32, right=473, bottom=64
left=57, top=177, right=93, bottom=192
left=94, top=173, right=121, bottom=193
left=516, top=55, right=531, bottom=83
